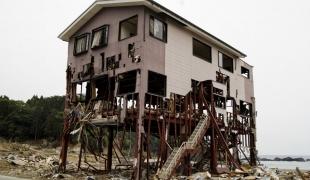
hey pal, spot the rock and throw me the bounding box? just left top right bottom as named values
left=86, top=176, right=95, bottom=180
left=235, top=168, right=245, bottom=173
left=52, top=173, right=64, bottom=179
left=254, top=167, right=265, bottom=176
left=7, top=154, right=27, bottom=166
left=244, top=175, right=256, bottom=180
left=7, top=154, right=15, bottom=160
left=9, top=159, right=26, bottom=166
left=46, top=156, right=58, bottom=166
left=177, top=176, right=187, bottom=180
left=29, top=155, right=36, bottom=162
left=219, top=174, right=228, bottom=178
left=188, top=172, right=211, bottom=180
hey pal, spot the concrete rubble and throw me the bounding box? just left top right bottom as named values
left=0, top=141, right=310, bottom=179
left=175, top=165, right=310, bottom=180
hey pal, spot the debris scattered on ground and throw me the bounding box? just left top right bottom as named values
left=0, top=140, right=309, bottom=179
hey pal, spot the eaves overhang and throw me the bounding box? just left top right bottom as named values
left=58, top=0, right=247, bottom=58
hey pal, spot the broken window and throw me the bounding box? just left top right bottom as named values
left=241, top=66, right=250, bottom=79
left=217, top=113, right=224, bottom=121
left=219, top=52, right=234, bottom=73
left=74, top=33, right=89, bottom=55
left=95, top=76, right=115, bottom=102
left=193, top=38, right=212, bottom=63
left=78, top=63, right=92, bottom=79
left=239, top=100, right=252, bottom=117
left=214, top=95, right=225, bottom=109
left=91, top=25, right=109, bottom=49
left=150, top=16, right=167, bottom=42
left=106, top=56, right=119, bottom=70
left=119, top=15, right=138, bottom=40
left=148, top=71, right=167, bottom=96
left=213, top=87, right=223, bottom=96
left=76, top=81, right=91, bottom=103
left=216, top=71, right=229, bottom=84
left=118, top=70, right=137, bottom=94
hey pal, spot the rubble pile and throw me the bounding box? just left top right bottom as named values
left=180, top=165, right=310, bottom=180
left=0, top=141, right=309, bottom=179
left=0, top=142, right=81, bottom=179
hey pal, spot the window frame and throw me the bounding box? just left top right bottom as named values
left=147, top=71, right=167, bottom=97
left=192, top=38, right=212, bottom=63
left=118, top=15, right=138, bottom=41
left=117, top=70, right=137, bottom=95
left=218, top=51, right=234, bottom=73
left=149, top=16, right=167, bottom=42
left=241, top=66, right=250, bottom=79
left=91, top=25, right=109, bottom=50
left=73, top=33, right=90, bottom=56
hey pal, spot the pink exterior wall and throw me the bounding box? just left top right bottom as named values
left=67, top=6, right=167, bottom=96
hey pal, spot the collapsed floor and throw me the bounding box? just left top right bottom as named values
left=56, top=65, right=260, bottom=179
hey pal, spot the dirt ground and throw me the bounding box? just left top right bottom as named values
left=0, top=139, right=132, bottom=180
left=0, top=139, right=309, bottom=180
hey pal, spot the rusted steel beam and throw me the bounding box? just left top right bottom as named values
left=200, top=83, right=241, bottom=170
left=147, top=95, right=152, bottom=180
left=107, top=127, right=114, bottom=172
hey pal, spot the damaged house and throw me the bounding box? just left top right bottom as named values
left=58, top=0, right=257, bottom=179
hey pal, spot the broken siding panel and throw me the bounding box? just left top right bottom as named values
left=67, top=6, right=145, bottom=81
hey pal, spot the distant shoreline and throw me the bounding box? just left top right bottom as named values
left=258, top=157, right=310, bottom=162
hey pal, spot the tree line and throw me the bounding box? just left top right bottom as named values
left=0, top=95, right=65, bottom=141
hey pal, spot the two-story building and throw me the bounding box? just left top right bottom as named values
left=58, top=0, right=257, bottom=179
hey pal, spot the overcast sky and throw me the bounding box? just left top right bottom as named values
left=0, top=0, right=309, bottom=156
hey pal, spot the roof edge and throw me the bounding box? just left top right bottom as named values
left=58, top=0, right=247, bottom=58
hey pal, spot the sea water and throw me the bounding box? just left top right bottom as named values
left=259, top=155, right=310, bottom=170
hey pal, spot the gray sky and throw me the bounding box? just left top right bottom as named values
left=0, top=0, right=309, bottom=155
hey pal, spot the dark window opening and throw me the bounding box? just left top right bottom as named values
left=193, top=38, right=212, bottom=63
left=240, top=100, right=252, bottom=117
left=91, top=25, right=109, bottom=49
left=119, top=15, right=138, bottom=40
left=78, top=62, right=92, bottom=79
left=216, top=71, right=229, bottom=84
left=213, top=87, right=223, bottom=96
left=76, top=81, right=91, bottom=103
left=148, top=71, right=166, bottom=96
left=219, top=52, right=234, bottom=72
left=214, top=95, right=225, bottom=109
left=101, top=53, right=105, bottom=72
left=128, top=43, right=135, bottom=58
left=150, top=16, right=167, bottom=42
left=218, top=113, right=224, bottom=121
left=106, top=56, right=119, bottom=70
left=94, top=76, right=116, bottom=112
left=191, top=79, right=199, bottom=93
left=74, top=33, right=89, bottom=55
left=118, top=70, right=137, bottom=95
left=95, top=76, right=115, bottom=101
left=241, top=66, right=250, bottom=79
